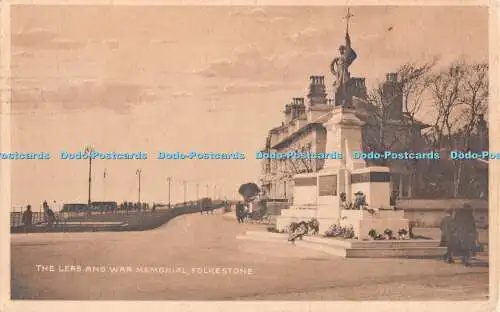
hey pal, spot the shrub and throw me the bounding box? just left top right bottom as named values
left=397, top=228, right=410, bottom=240
left=324, top=224, right=355, bottom=239
left=368, top=229, right=383, bottom=240
left=383, top=228, right=394, bottom=239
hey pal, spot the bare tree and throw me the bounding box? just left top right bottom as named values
left=363, top=84, right=407, bottom=166
left=281, top=141, right=314, bottom=178
left=427, top=61, right=466, bottom=149
left=453, top=62, right=488, bottom=196
left=425, top=62, right=466, bottom=197
left=362, top=61, right=435, bottom=195
left=397, top=59, right=437, bottom=121
left=456, top=63, right=488, bottom=144
left=427, top=61, right=488, bottom=197
left=396, top=60, right=436, bottom=196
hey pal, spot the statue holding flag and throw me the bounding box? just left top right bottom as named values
left=331, top=8, right=357, bottom=107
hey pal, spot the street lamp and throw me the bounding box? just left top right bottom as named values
left=103, top=168, right=107, bottom=201
left=196, top=183, right=200, bottom=209
left=167, top=177, right=172, bottom=209
left=136, top=169, right=142, bottom=203
left=183, top=180, right=187, bottom=203
left=84, top=145, right=94, bottom=205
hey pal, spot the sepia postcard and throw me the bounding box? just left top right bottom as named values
left=0, top=2, right=498, bottom=312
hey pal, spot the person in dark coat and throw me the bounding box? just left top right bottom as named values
left=440, top=208, right=455, bottom=263
left=354, top=191, right=367, bottom=210
left=453, top=204, right=478, bottom=266
left=236, top=202, right=244, bottom=223
left=22, top=205, right=33, bottom=230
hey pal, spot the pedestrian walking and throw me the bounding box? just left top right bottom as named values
left=43, top=201, right=55, bottom=228
left=453, top=204, right=478, bottom=266
left=22, top=205, right=33, bottom=232
left=236, top=202, right=244, bottom=223
left=440, top=208, right=455, bottom=263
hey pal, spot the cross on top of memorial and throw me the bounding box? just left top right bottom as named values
left=343, top=8, right=354, bottom=34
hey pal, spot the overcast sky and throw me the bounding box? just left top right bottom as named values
left=10, top=5, right=488, bottom=209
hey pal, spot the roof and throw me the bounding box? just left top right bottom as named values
left=271, top=122, right=325, bottom=149
left=269, top=125, right=287, bottom=133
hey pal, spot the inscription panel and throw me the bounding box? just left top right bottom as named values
left=319, top=175, right=337, bottom=196
left=294, top=177, right=317, bottom=187
left=351, top=172, right=391, bottom=184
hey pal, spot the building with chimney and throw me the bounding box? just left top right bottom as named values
left=259, top=71, right=431, bottom=203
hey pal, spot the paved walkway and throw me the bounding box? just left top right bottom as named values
left=11, top=213, right=489, bottom=300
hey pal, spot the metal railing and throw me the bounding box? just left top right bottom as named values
left=10, top=212, right=45, bottom=227
left=10, top=201, right=220, bottom=229
left=10, top=209, right=155, bottom=228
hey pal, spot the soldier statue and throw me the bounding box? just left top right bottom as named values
left=331, top=8, right=357, bottom=107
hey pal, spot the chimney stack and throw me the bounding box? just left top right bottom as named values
left=307, top=75, right=327, bottom=106
left=291, top=97, right=306, bottom=120
left=386, top=72, right=398, bottom=83
left=351, top=77, right=367, bottom=99
left=284, top=103, right=292, bottom=123
left=383, top=72, right=403, bottom=120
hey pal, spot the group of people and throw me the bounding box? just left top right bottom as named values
left=20, top=200, right=56, bottom=230
left=439, top=204, right=479, bottom=266
left=235, top=202, right=250, bottom=223
left=339, top=191, right=368, bottom=210
left=200, top=204, right=214, bottom=215
left=118, top=202, right=149, bottom=212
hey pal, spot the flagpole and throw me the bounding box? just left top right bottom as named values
left=103, top=168, right=107, bottom=201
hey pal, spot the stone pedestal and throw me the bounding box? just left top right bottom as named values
left=351, top=166, right=391, bottom=210
left=276, top=171, right=339, bottom=234
left=323, top=106, right=365, bottom=172
left=340, top=209, right=410, bottom=240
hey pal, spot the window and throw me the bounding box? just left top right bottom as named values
left=271, top=160, right=277, bottom=172
left=265, top=163, right=270, bottom=173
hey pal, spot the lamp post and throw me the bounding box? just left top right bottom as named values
left=84, top=146, right=94, bottom=205
left=183, top=180, right=187, bottom=204
left=103, top=168, right=107, bottom=201
left=196, top=183, right=200, bottom=210
left=136, top=169, right=142, bottom=203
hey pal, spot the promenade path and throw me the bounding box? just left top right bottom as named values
left=11, top=213, right=488, bottom=300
